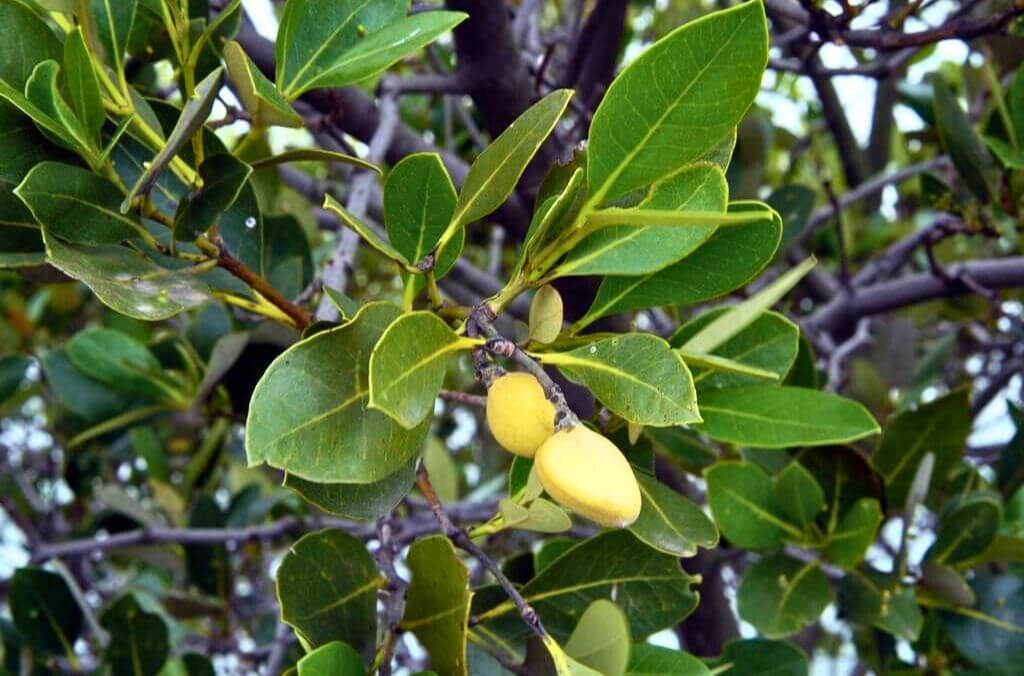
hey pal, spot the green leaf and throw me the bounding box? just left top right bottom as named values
left=876, top=586, right=923, bottom=641
left=577, top=201, right=782, bottom=332
left=423, top=436, right=459, bottom=502
left=90, top=0, right=138, bottom=76
left=586, top=0, right=767, bottom=203
left=0, top=1, right=62, bottom=91
left=369, top=311, right=477, bottom=429
left=66, top=327, right=166, bottom=401
left=494, top=530, right=699, bottom=640
left=251, top=148, right=379, bottom=173
left=517, top=498, right=573, bottom=534
left=711, top=639, right=808, bottom=676
left=629, top=472, right=718, bottom=557
left=773, top=461, right=825, bottom=528
left=63, top=27, right=105, bottom=142
left=931, top=73, right=996, bottom=202
left=277, top=529, right=381, bottom=657
left=43, top=232, right=211, bottom=320
left=987, top=135, right=1024, bottom=169
left=9, top=566, right=83, bottom=656
left=564, top=600, right=631, bottom=676
left=174, top=153, right=252, bottom=241
left=695, top=385, right=879, bottom=448
left=401, top=535, right=473, bottom=676
left=324, top=194, right=411, bottom=266
left=767, top=185, right=816, bottom=257
left=122, top=67, right=225, bottom=212
left=247, top=302, right=429, bottom=482
left=284, top=456, right=417, bottom=520
left=383, top=152, right=459, bottom=283
left=39, top=348, right=131, bottom=422
left=625, top=644, right=709, bottom=676
left=222, top=40, right=303, bottom=128
left=871, top=388, right=971, bottom=507
left=929, top=493, right=1002, bottom=564
left=529, top=285, right=564, bottom=344
left=296, top=642, right=364, bottom=676
left=0, top=354, right=31, bottom=404
left=519, top=164, right=585, bottom=275
left=671, top=310, right=799, bottom=392
left=943, top=574, right=1024, bottom=675
left=0, top=226, right=45, bottom=267
left=439, top=89, right=574, bottom=248
left=705, top=461, right=802, bottom=548
left=0, top=102, right=69, bottom=229
left=16, top=161, right=143, bottom=243
left=681, top=256, right=814, bottom=355
left=556, top=163, right=728, bottom=277
left=25, top=59, right=99, bottom=157
left=825, top=497, right=882, bottom=569
left=541, top=333, right=699, bottom=426
left=100, top=594, right=170, bottom=676
left=296, top=11, right=468, bottom=95
left=737, top=554, right=832, bottom=638
left=0, top=76, right=79, bottom=153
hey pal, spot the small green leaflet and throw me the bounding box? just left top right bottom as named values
left=629, top=472, right=718, bottom=557
left=737, top=554, right=832, bottom=638
left=223, top=40, right=303, bottom=128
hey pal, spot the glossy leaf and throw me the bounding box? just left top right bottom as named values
left=871, top=388, right=970, bottom=507
left=564, top=600, right=631, bottom=676
left=705, top=461, right=802, bottom=548
left=90, top=0, right=138, bottom=75
left=402, top=536, right=473, bottom=676
left=929, top=493, right=1002, bottom=564
left=63, top=27, right=105, bottom=142
left=369, top=311, right=477, bottom=429
left=737, top=554, right=832, bottom=637
left=0, top=101, right=69, bottom=229
left=0, top=1, right=63, bottom=91
left=277, top=529, right=381, bottom=656
left=285, top=457, right=417, bottom=520
left=500, top=530, right=699, bottom=640
left=578, top=201, right=782, bottom=331
left=557, top=163, right=728, bottom=277
left=629, top=472, right=718, bottom=557
left=16, top=161, right=143, bottom=243
left=695, top=385, right=879, bottom=448
left=441, top=89, right=574, bottom=246
left=587, top=0, right=767, bottom=202
left=174, top=153, right=252, bottom=241
left=542, top=334, right=700, bottom=426
left=43, top=233, right=211, bottom=320
left=247, top=303, right=429, bottom=482
left=9, top=567, right=83, bottom=655
left=825, top=498, right=882, bottom=569
left=100, top=594, right=170, bottom=676
left=671, top=309, right=799, bottom=391
left=223, top=40, right=303, bottom=128
left=625, top=644, right=709, bottom=676
left=712, top=639, right=808, bottom=676
left=296, top=642, right=364, bottom=676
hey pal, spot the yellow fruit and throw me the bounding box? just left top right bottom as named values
left=534, top=425, right=642, bottom=528
left=486, top=372, right=556, bottom=457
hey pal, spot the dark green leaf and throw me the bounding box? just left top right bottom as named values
left=0, top=355, right=31, bottom=404
left=223, top=40, right=303, bottom=128
left=402, top=535, right=473, bottom=676
left=629, top=472, right=718, bottom=557
left=247, top=303, right=429, bottom=482
left=712, top=639, right=808, bottom=676
left=384, top=152, right=458, bottom=275
left=10, top=566, right=83, bottom=655
left=285, top=457, right=417, bottom=520
left=100, top=594, right=170, bottom=676
left=931, top=73, right=996, bottom=201
left=16, top=161, right=143, bottom=243
left=296, top=642, right=364, bottom=676
left=277, top=529, right=381, bottom=657
left=43, top=232, right=211, bottom=320
left=929, top=493, right=1002, bottom=564
left=625, top=644, right=709, bottom=676
left=737, top=554, right=832, bottom=637
left=705, top=461, right=802, bottom=548
left=63, top=27, right=105, bottom=142
left=696, top=385, right=879, bottom=448
left=66, top=327, right=167, bottom=401
left=825, top=497, right=882, bottom=569
left=773, top=461, right=825, bottom=528
left=173, top=153, right=252, bottom=241
left=871, top=388, right=971, bottom=507
left=90, top=0, right=138, bottom=76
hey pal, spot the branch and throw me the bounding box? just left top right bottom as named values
left=214, top=246, right=311, bottom=328
left=415, top=463, right=550, bottom=643
left=808, top=257, right=1024, bottom=336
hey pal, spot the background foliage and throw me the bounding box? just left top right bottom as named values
left=1, top=0, right=1024, bottom=674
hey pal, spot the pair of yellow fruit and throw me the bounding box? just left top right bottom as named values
left=485, top=372, right=642, bottom=528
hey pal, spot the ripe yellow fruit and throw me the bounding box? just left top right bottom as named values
left=486, top=372, right=556, bottom=457
left=534, top=425, right=642, bottom=528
